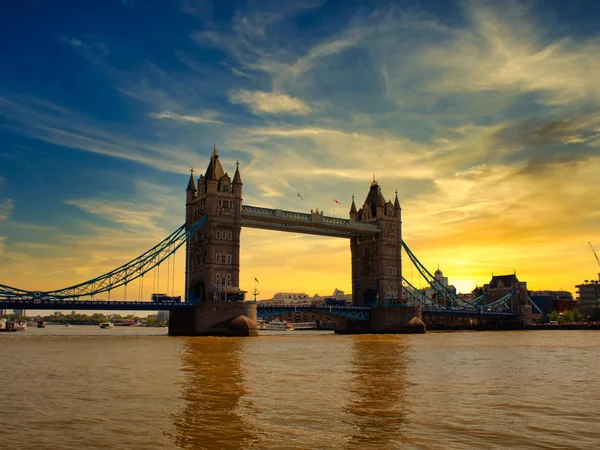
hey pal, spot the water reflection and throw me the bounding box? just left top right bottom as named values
left=343, top=335, right=410, bottom=450
left=171, top=338, right=257, bottom=449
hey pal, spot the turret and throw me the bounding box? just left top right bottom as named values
left=232, top=160, right=242, bottom=199
left=186, top=167, right=197, bottom=202
left=349, top=195, right=357, bottom=220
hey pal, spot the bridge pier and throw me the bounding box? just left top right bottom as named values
left=335, top=305, right=425, bottom=334
left=169, top=302, right=258, bottom=336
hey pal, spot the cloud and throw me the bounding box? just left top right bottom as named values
left=416, top=1, right=600, bottom=106
left=61, top=35, right=111, bottom=57
left=0, top=94, right=201, bottom=174
left=229, top=89, right=311, bottom=114
left=0, top=199, right=13, bottom=221
left=148, top=111, right=224, bottom=124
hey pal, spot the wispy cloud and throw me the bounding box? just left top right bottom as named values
left=229, top=89, right=311, bottom=114
left=148, top=111, right=225, bottom=124
left=0, top=199, right=13, bottom=221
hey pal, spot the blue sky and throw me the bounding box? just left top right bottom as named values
left=1, top=0, right=600, bottom=301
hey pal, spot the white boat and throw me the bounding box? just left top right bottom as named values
left=264, top=320, right=294, bottom=331
left=291, top=321, right=317, bottom=330
left=65, top=323, right=72, bottom=328
left=99, top=322, right=114, bottom=329
left=16, top=321, right=27, bottom=331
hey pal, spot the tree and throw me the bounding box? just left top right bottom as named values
left=549, top=310, right=560, bottom=322
left=572, top=307, right=582, bottom=322
left=560, top=309, right=574, bottom=323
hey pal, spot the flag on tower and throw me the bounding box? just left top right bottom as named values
left=333, top=199, right=341, bottom=204
left=297, top=193, right=303, bottom=200
left=255, top=277, right=260, bottom=283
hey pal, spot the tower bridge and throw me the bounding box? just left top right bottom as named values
left=0, top=146, right=530, bottom=336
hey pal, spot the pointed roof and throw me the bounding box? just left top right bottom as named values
left=350, top=195, right=357, bottom=214
left=233, top=160, right=242, bottom=185
left=377, top=187, right=386, bottom=206
left=394, top=189, right=401, bottom=209
left=489, top=274, right=519, bottom=289
left=364, top=183, right=380, bottom=206
left=186, top=168, right=197, bottom=191
left=205, top=144, right=225, bottom=180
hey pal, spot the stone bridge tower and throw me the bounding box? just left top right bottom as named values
left=349, top=179, right=402, bottom=306
left=184, top=146, right=244, bottom=303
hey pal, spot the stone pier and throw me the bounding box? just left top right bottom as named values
left=169, top=302, right=258, bottom=336
left=335, top=305, right=426, bottom=334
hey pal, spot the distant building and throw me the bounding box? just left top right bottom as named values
left=13, top=309, right=26, bottom=316
left=157, top=311, right=170, bottom=322
left=576, top=279, right=600, bottom=320
left=420, top=268, right=457, bottom=305
left=0, top=309, right=5, bottom=316
left=529, top=290, right=576, bottom=316
left=324, top=288, right=353, bottom=304
left=259, top=292, right=311, bottom=305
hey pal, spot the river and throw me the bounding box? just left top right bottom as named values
left=1, top=327, right=598, bottom=449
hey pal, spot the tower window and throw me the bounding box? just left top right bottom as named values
left=215, top=254, right=220, bottom=264
left=228, top=231, right=232, bottom=240
left=216, top=230, right=221, bottom=239
left=227, top=255, right=231, bottom=264
left=223, top=200, right=228, bottom=208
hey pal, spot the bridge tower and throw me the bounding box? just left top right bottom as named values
left=169, top=146, right=257, bottom=336
left=184, top=145, right=244, bottom=303
left=349, top=179, right=402, bottom=307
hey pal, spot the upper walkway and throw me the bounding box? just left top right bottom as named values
left=241, top=205, right=380, bottom=237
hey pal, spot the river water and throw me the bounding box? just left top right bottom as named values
left=1, top=327, right=598, bottom=449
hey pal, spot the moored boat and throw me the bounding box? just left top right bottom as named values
left=99, top=322, right=114, bottom=329
left=264, top=320, right=294, bottom=331
left=291, top=321, right=317, bottom=330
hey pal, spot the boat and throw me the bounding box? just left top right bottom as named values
left=0, top=319, right=16, bottom=332
left=291, top=321, right=317, bottom=330
left=37, top=320, right=46, bottom=328
left=15, top=321, right=27, bottom=331
left=65, top=323, right=72, bottom=328
left=99, top=322, right=114, bottom=329
left=264, top=320, right=294, bottom=331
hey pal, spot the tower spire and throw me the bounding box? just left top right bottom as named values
left=233, top=160, right=242, bottom=185
left=186, top=166, right=197, bottom=191
left=394, top=189, right=400, bottom=210
left=350, top=194, right=357, bottom=214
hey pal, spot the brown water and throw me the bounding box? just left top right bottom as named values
left=1, top=327, right=599, bottom=449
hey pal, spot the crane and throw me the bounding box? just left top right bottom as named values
left=589, top=242, right=600, bottom=267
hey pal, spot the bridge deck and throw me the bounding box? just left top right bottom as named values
left=0, top=299, right=516, bottom=319
left=241, top=205, right=380, bottom=237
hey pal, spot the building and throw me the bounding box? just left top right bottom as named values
left=324, top=288, right=353, bottom=304
left=420, top=267, right=457, bottom=305
left=576, top=279, right=600, bottom=320
left=529, top=290, right=576, bottom=316
left=13, top=309, right=26, bottom=316
left=157, top=310, right=170, bottom=323
left=258, top=292, right=311, bottom=305
left=350, top=179, right=402, bottom=305
left=0, top=309, right=5, bottom=316
left=184, top=146, right=245, bottom=303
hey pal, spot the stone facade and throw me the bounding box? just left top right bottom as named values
left=349, top=180, right=402, bottom=306
left=185, top=146, right=245, bottom=303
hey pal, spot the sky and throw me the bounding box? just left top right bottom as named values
left=1, top=0, right=600, bottom=306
